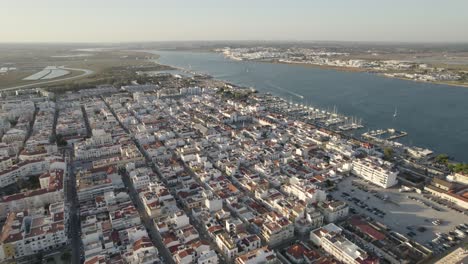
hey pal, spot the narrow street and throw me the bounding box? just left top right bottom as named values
left=120, top=171, right=175, bottom=264
left=80, top=105, right=92, bottom=137
left=16, top=105, right=39, bottom=160
left=102, top=96, right=175, bottom=264
left=66, top=150, right=82, bottom=264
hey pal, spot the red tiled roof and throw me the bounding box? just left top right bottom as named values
left=349, top=216, right=385, bottom=241
left=287, top=244, right=306, bottom=259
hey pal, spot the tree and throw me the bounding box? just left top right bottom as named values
left=435, top=154, right=449, bottom=165
left=49, top=134, right=57, bottom=144
left=9, top=119, right=17, bottom=127
left=61, top=251, right=71, bottom=262
left=16, top=177, right=40, bottom=190
left=383, top=147, right=393, bottom=161
left=56, top=134, right=67, bottom=147
left=448, top=163, right=468, bottom=174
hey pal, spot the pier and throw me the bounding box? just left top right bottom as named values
left=362, top=128, right=408, bottom=141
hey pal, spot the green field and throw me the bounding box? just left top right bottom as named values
left=0, top=46, right=171, bottom=90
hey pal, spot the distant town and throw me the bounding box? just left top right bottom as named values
left=0, top=70, right=467, bottom=264
left=217, top=47, right=468, bottom=87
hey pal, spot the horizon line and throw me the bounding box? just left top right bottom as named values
left=1, top=39, right=468, bottom=45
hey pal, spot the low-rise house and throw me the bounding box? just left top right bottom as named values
left=0, top=203, right=68, bottom=261
left=215, top=232, right=238, bottom=260
left=234, top=246, right=280, bottom=264
left=281, top=177, right=327, bottom=203
left=0, top=167, right=65, bottom=219
left=317, top=200, right=349, bottom=223
left=425, top=178, right=468, bottom=209
left=0, top=159, right=50, bottom=188
left=260, top=212, right=294, bottom=246
left=123, top=236, right=160, bottom=264
left=310, top=223, right=377, bottom=264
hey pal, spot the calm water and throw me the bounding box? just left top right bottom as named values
left=152, top=50, right=468, bottom=162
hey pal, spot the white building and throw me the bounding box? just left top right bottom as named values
left=129, top=167, right=153, bottom=191
left=0, top=168, right=65, bottom=219
left=237, top=235, right=262, bottom=255
left=317, top=200, right=349, bottom=223
left=261, top=212, right=294, bottom=246
left=310, top=223, right=372, bottom=264
left=294, top=208, right=324, bottom=235
left=203, top=190, right=223, bottom=212
left=73, top=129, right=119, bottom=160
left=0, top=203, right=68, bottom=261
left=123, top=236, right=160, bottom=264
left=109, top=205, right=141, bottom=230
left=0, top=159, right=50, bottom=188
left=197, top=250, right=219, bottom=264
left=1, top=128, right=26, bottom=144
left=74, top=144, right=121, bottom=160
left=215, top=232, right=238, bottom=260
left=234, top=246, right=280, bottom=264
left=281, top=177, right=327, bottom=203
left=326, top=139, right=355, bottom=158
left=140, top=186, right=177, bottom=219
left=89, top=129, right=112, bottom=145
left=352, top=157, right=398, bottom=188
left=447, top=172, right=468, bottom=185
left=156, top=210, right=190, bottom=233
left=76, top=171, right=115, bottom=202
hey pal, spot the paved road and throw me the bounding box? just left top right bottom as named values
left=1, top=67, right=94, bottom=91
left=170, top=157, right=229, bottom=261
left=81, top=105, right=92, bottom=137
left=102, top=96, right=175, bottom=264
left=65, top=149, right=82, bottom=264
left=16, top=106, right=38, bottom=160
left=121, top=171, right=175, bottom=264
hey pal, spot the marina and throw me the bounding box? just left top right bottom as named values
left=265, top=99, right=366, bottom=132
left=363, top=128, right=408, bottom=141
left=154, top=50, right=468, bottom=162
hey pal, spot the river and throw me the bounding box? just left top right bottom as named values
left=151, top=50, right=468, bottom=162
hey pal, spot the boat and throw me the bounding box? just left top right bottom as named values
left=393, top=107, right=398, bottom=118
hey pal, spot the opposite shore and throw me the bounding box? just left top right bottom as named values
left=239, top=57, right=468, bottom=89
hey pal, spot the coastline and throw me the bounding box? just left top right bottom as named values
left=228, top=56, right=468, bottom=89
left=270, top=60, right=368, bottom=73
left=381, top=75, right=468, bottom=89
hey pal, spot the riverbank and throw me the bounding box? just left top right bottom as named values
left=225, top=56, right=468, bottom=89
left=270, top=59, right=468, bottom=88
left=378, top=74, right=468, bottom=89
left=270, top=60, right=367, bottom=73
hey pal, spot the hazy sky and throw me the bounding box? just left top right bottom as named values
left=1, top=0, right=468, bottom=43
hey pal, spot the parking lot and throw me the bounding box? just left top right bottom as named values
left=332, top=176, right=468, bottom=245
